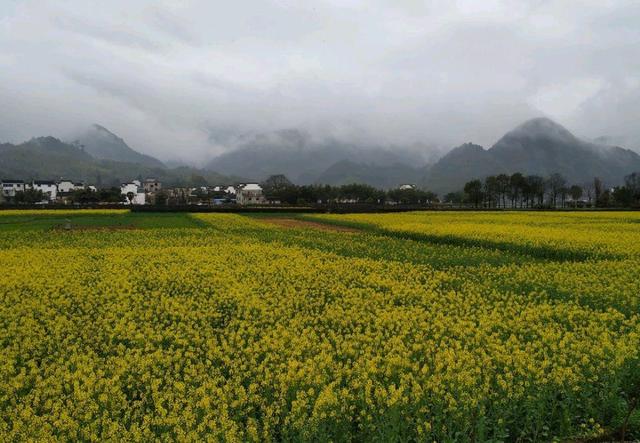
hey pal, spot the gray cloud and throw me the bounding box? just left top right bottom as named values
left=1, top=0, right=639, bottom=162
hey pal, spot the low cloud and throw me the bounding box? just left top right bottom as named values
left=1, top=0, right=639, bottom=161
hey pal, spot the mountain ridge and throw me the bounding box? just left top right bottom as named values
left=204, top=129, right=429, bottom=188
left=422, top=118, right=640, bottom=194
left=71, top=124, right=165, bottom=168
left=0, top=136, right=236, bottom=187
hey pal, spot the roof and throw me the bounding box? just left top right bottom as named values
left=242, top=183, right=262, bottom=191
left=33, top=180, right=56, bottom=185
left=2, top=179, right=24, bottom=183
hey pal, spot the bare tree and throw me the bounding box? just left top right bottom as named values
left=546, top=173, right=567, bottom=208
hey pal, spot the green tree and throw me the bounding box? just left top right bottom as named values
left=444, top=191, right=465, bottom=206
left=14, top=189, right=44, bottom=204
left=464, top=179, right=483, bottom=208
left=569, top=185, right=583, bottom=208
left=612, top=186, right=634, bottom=207
left=71, top=188, right=100, bottom=204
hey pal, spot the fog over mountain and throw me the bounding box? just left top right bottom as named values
left=205, top=129, right=433, bottom=186
left=0, top=135, right=237, bottom=188
left=71, top=124, right=165, bottom=168
left=3, top=117, right=640, bottom=193
left=423, top=118, right=640, bottom=194
left=1, top=1, right=639, bottom=162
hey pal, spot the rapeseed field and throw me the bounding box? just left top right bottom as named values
left=0, top=210, right=638, bottom=441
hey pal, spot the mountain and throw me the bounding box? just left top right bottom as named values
left=205, top=129, right=427, bottom=187
left=423, top=118, right=640, bottom=194
left=0, top=136, right=235, bottom=187
left=71, top=124, right=165, bottom=168
left=314, top=160, right=423, bottom=188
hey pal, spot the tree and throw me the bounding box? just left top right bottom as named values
left=582, top=181, right=595, bottom=206
left=509, top=172, right=526, bottom=208
left=14, top=189, right=44, bottom=204
left=444, top=191, right=465, bottom=206
left=262, top=174, right=293, bottom=192
left=338, top=183, right=382, bottom=203
left=483, top=176, right=499, bottom=208
left=464, top=179, right=483, bottom=208
left=624, top=172, right=640, bottom=205
left=71, top=188, right=100, bottom=204
left=546, top=173, right=567, bottom=208
left=526, top=175, right=545, bottom=207
left=612, top=186, right=634, bottom=207
left=594, top=177, right=604, bottom=207
left=98, top=187, right=126, bottom=203
left=569, top=185, right=583, bottom=208
left=262, top=174, right=297, bottom=203
left=386, top=188, right=436, bottom=205
left=495, top=174, right=510, bottom=208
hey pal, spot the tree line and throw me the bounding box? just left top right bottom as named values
left=5, top=187, right=124, bottom=205
left=451, top=172, right=640, bottom=208
left=259, top=175, right=437, bottom=205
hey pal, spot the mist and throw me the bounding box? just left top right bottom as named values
left=1, top=0, right=639, bottom=163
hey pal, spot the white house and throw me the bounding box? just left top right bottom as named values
left=121, top=182, right=146, bottom=205
left=57, top=180, right=77, bottom=193
left=236, top=183, right=266, bottom=205
left=399, top=184, right=417, bottom=190
left=225, top=185, right=237, bottom=195
left=32, top=180, right=58, bottom=201
left=1, top=180, right=25, bottom=198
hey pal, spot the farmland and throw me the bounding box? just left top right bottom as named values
left=0, top=210, right=639, bottom=441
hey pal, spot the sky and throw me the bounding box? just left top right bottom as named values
left=1, top=0, right=639, bottom=162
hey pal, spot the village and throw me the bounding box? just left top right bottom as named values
left=0, top=177, right=432, bottom=207
left=0, top=178, right=279, bottom=206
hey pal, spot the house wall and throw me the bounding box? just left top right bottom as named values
left=57, top=181, right=75, bottom=193
left=33, top=184, right=57, bottom=201
left=144, top=182, right=161, bottom=192
left=237, top=190, right=266, bottom=205
left=121, top=183, right=146, bottom=205
left=1, top=183, right=25, bottom=197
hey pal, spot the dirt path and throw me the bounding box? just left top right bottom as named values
left=259, top=217, right=360, bottom=233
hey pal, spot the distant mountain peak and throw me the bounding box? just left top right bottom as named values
left=72, top=125, right=165, bottom=168
left=504, top=117, right=578, bottom=144
left=451, top=142, right=485, bottom=153
left=91, top=123, right=116, bottom=136
left=89, top=124, right=128, bottom=144
left=422, top=117, right=640, bottom=194
left=440, top=143, right=487, bottom=161
left=92, top=123, right=109, bottom=131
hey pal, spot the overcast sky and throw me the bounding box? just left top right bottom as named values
left=1, top=0, right=639, bottom=161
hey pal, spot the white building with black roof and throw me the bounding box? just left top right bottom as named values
left=32, top=180, right=58, bottom=201
left=1, top=179, right=25, bottom=198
